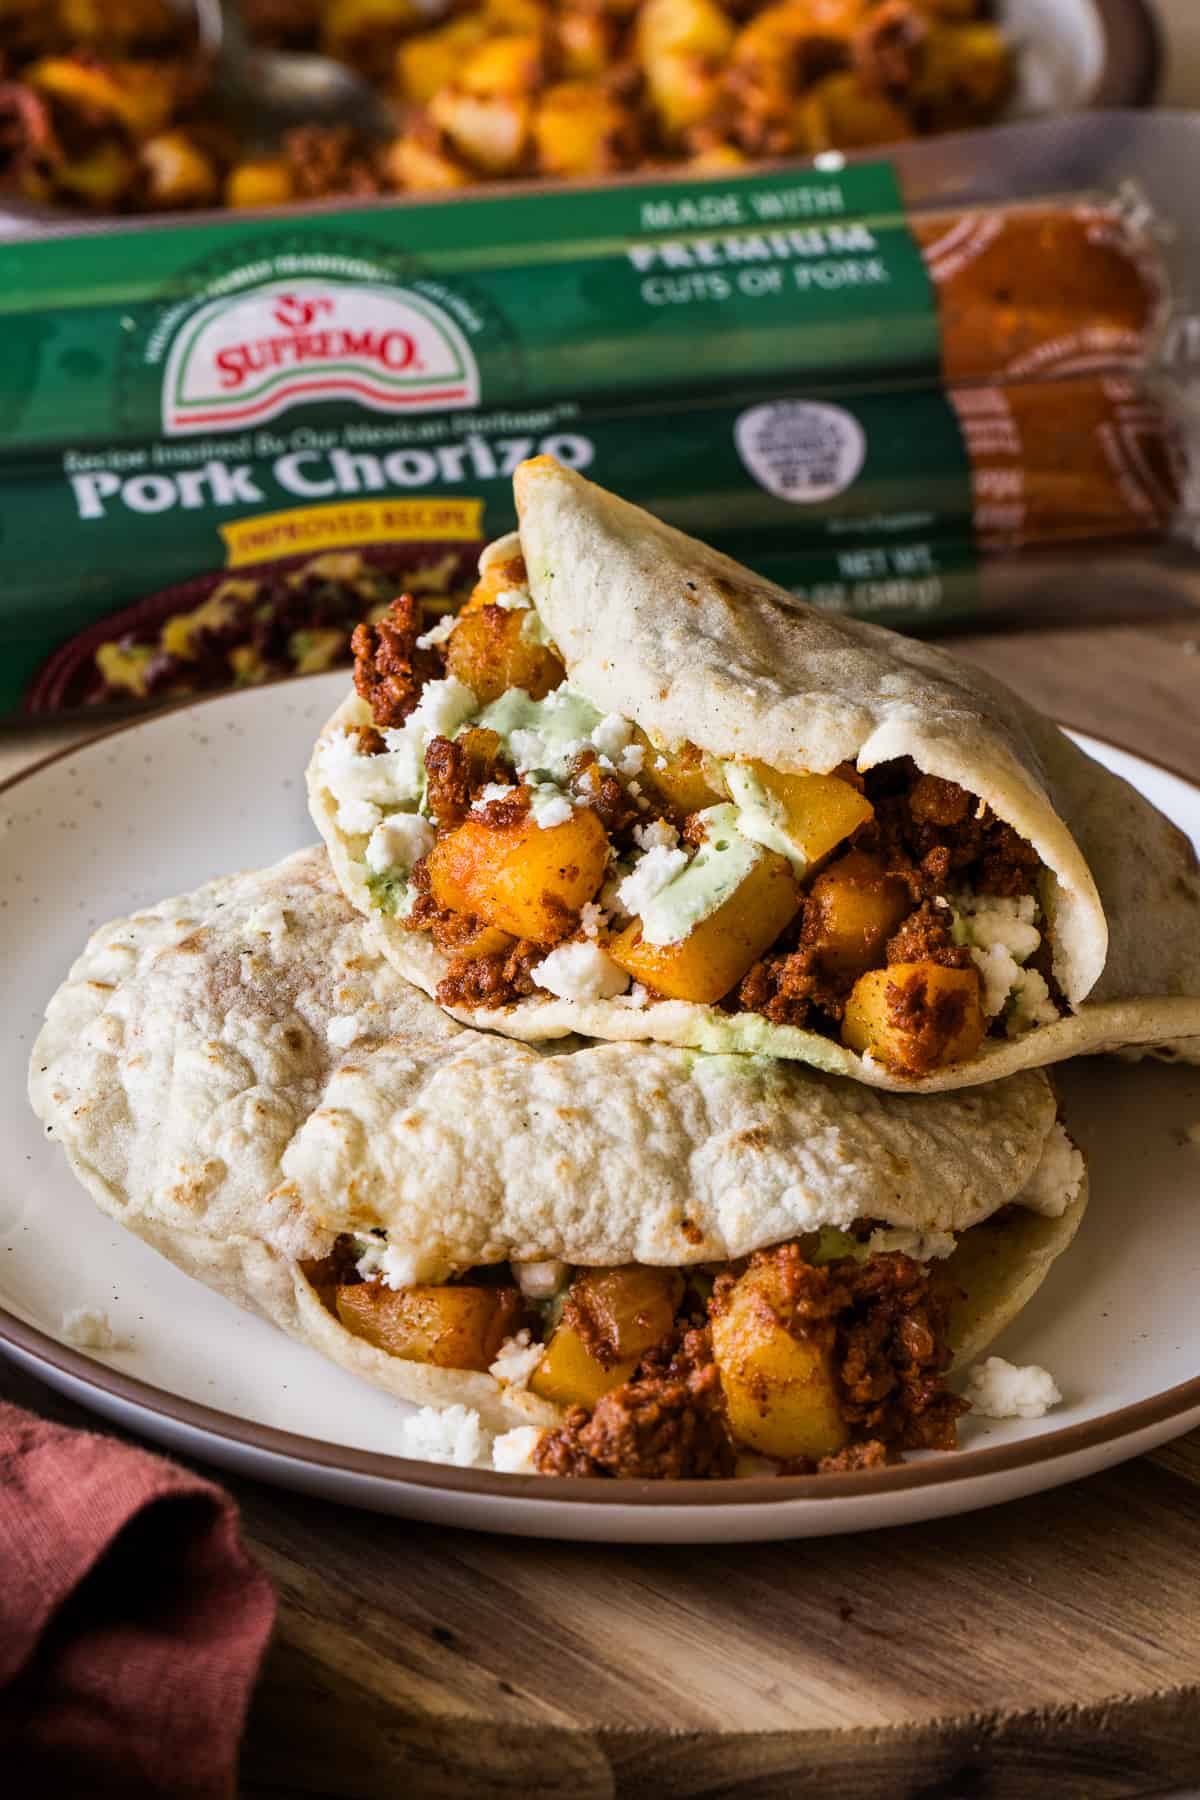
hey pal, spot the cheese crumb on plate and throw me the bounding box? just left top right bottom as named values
left=964, top=1357, right=1062, bottom=1420
left=62, top=1307, right=131, bottom=1351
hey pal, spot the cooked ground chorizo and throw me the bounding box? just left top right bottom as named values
left=436, top=937, right=546, bottom=1011
left=533, top=1242, right=966, bottom=1480
left=568, top=748, right=640, bottom=838
left=733, top=940, right=847, bottom=1030
left=351, top=593, right=444, bottom=729
left=864, top=759, right=1041, bottom=902
left=884, top=899, right=972, bottom=967
left=835, top=1253, right=967, bottom=1450
left=907, top=771, right=971, bottom=828
left=534, top=1327, right=735, bottom=1481
left=0, top=1, right=1015, bottom=213
left=814, top=1439, right=891, bottom=1474
left=280, top=123, right=384, bottom=199
left=353, top=722, right=385, bottom=757
left=424, top=728, right=513, bottom=830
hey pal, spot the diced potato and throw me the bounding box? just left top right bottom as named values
left=530, top=1266, right=683, bottom=1407
left=321, top=0, right=426, bottom=76
left=637, top=740, right=725, bottom=819
left=95, top=640, right=153, bottom=698
left=444, top=605, right=564, bottom=704
left=428, top=85, right=531, bottom=176
left=610, top=849, right=802, bottom=1004
left=427, top=805, right=609, bottom=942
left=533, top=81, right=638, bottom=179
left=643, top=48, right=724, bottom=139
left=842, top=960, right=986, bottom=1074
left=460, top=32, right=544, bottom=96
left=711, top=1260, right=847, bottom=1461
left=61, top=0, right=178, bottom=43
left=743, top=760, right=874, bottom=869
left=483, top=0, right=549, bottom=31
left=795, top=71, right=914, bottom=153
left=637, top=0, right=734, bottom=139
left=395, top=16, right=491, bottom=104
left=385, top=128, right=472, bottom=192
left=688, top=141, right=748, bottom=172
left=462, top=550, right=529, bottom=614
left=575, top=1265, right=685, bottom=1359
left=159, top=581, right=254, bottom=661
left=729, top=1, right=868, bottom=131
left=226, top=157, right=295, bottom=209
left=30, top=55, right=177, bottom=138
left=912, top=23, right=1012, bottom=127
left=557, top=8, right=615, bottom=77
left=139, top=130, right=218, bottom=209
left=805, top=850, right=910, bottom=978
left=53, top=141, right=138, bottom=206
left=336, top=1280, right=523, bottom=1370
left=637, top=0, right=736, bottom=64
left=529, top=1320, right=620, bottom=1408
left=230, top=644, right=269, bottom=685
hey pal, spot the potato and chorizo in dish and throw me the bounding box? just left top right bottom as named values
left=0, top=0, right=1013, bottom=211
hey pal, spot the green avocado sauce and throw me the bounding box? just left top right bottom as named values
left=722, top=762, right=808, bottom=876
left=640, top=803, right=762, bottom=947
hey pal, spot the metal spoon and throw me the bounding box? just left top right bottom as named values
left=192, top=0, right=398, bottom=144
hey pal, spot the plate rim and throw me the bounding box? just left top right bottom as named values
left=3, top=678, right=1198, bottom=1510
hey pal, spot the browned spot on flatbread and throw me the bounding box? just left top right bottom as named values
left=731, top=1125, right=770, bottom=1151
left=174, top=928, right=212, bottom=954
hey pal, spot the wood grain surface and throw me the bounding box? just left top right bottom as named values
left=3, top=614, right=1200, bottom=1799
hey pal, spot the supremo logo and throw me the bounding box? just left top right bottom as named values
left=162, top=280, right=480, bottom=435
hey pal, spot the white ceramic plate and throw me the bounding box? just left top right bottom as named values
left=2, top=674, right=1199, bottom=1543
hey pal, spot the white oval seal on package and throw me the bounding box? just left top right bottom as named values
left=734, top=400, right=866, bottom=505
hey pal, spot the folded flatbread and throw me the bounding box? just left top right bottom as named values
left=310, top=458, right=1200, bottom=1091
left=30, top=849, right=1086, bottom=1465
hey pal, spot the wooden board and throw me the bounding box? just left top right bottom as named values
left=5, top=614, right=1200, bottom=1797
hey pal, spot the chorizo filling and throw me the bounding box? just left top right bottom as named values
left=318, top=557, right=1062, bottom=1077
left=0, top=2, right=1013, bottom=214
left=304, top=1230, right=970, bottom=1481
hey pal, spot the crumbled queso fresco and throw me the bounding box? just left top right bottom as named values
left=354, top=1235, right=432, bottom=1289
left=488, top=1330, right=544, bottom=1389
left=617, top=839, right=688, bottom=918
left=951, top=892, right=1060, bottom=1036
left=1016, top=1121, right=1085, bottom=1219
left=365, top=811, right=435, bottom=877
left=532, top=938, right=630, bottom=1002
left=964, top=1357, right=1062, bottom=1419
left=396, top=1404, right=544, bottom=1474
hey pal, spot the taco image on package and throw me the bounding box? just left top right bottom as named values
left=30, top=847, right=1086, bottom=1478
left=309, top=457, right=1200, bottom=1091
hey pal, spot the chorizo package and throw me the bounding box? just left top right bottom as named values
left=1, top=111, right=1199, bottom=718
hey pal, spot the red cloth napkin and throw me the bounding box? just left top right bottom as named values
left=0, top=1400, right=275, bottom=1798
